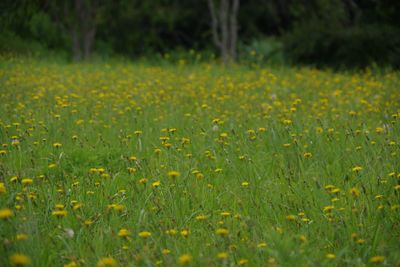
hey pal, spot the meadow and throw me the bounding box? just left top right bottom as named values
left=0, top=57, right=399, bottom=266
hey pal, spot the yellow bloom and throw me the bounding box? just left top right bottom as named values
left=118, top=228, right=130, bottom=238
left=195, top=215, right=208, bottom=221
left=0, top=182, right=6, bottom=194
left=217, top=252, right=228, bottom=259
left=21, top=178, right=33, bottom=185
left=369, top=256, right=384, bottom=264
left=178, top=254, right=192, bottom=265
left=16, top=233, right=28, bottom=241
left=215, top=228, right=229, bottom=236
left=238, top=258, right=249, bottom=265
left=167, top=171, right=180, bottom=178
left=52, top=210, right=67, bottom=217
left=241, top=181, right=249, bottom=187
left=0, top=208, right=13, bottom=219
left=10, top=253, right=31, bottom=266
left=138, top=231, right=152, bottom=238
left=352, top=166, right=362, bottom=173
left=97, top=257, right=117, bottom=267
left=325, top=253, right=336, bottom=259
left=286, top=214, right=296, bottom=221
left=152, top=181, right=161, bottom=188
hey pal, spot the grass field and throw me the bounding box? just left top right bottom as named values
left=0, top=57, right=399, bottom=267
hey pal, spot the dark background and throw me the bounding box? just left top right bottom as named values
left=1, top=0, right=399, bottom=68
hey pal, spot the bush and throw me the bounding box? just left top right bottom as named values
left=283, top=22, right=400, bottom=69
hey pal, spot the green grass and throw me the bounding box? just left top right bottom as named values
left=0, top=56, right=399, bottom=267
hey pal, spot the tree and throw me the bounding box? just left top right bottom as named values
left=207, top=0, right=240, bottom=65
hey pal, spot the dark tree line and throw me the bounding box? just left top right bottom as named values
left=1, top=0, right=399, bottom=67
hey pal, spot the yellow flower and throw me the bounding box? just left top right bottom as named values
left=217, top=252, right=228, bottom=259
left=10, top=253, right=31, bottom=266
left=97, top=257, right=117, bottom=267
left=241, top=181, right=249, bottom=187
left=195, top=215, right=208, bottom=221
left=303, top=152, right=312, bottom=158
left=325, top=253, right=336, bottom=259
left=16, top=234, right=28, bottom=241
left=152, top=181, right=161, bottom=188
left=53, top=142, right=62, bottom=148
left=178, top=254, right=192, bottom=265
left=162, top=249, right=171, bottom=255
left=0, top=208, right=13, bottom=219
left=215, top=228, right=229, bottom=236
left=0, top=182, right=6, bottom=194
left=349, top=187, right=360, bottom=197
left=352, top=166, right=362, bottom=173
left=64, top=261, right=78, bottom=267
left=257, top=242, right=267, bottom=248
left=180, top=229, right=190, bottom=237
left=167, top=171, right=180, bottom=178
left=138, top=231, right=152, bottom=238
left=52, top=210, right=67, bottom=218
left=118, top=228, right=130, bottom=238
left=369, top=256, right=384, bottom=264
left=286, top=214, right=296, bottom=221
left=238, top=258, right=249, bottom=265
left=21, top=178, right=33, bottom=185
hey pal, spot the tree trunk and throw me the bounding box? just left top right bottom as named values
left=208, top=0, right=240, bottom=65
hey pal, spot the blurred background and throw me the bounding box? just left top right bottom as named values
left=1, top=0, right=399, bottom=69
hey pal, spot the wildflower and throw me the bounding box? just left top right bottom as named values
left=303, top=152, right=312, bottom=158
left=97, top=257, right=117, bottom=267
left=195, top=214, right=208, bottom=221
left=0, top=182, right=6, bottom=194
left=352, top=166, right=362, bottom=173
left=180, top=229, right=190, bottom=237
left=286, top=214, right=296, bottom=221
left=215, top=228, right=229, bottom=236
left=53, top=142, right=62, bottom=148
left=162, top=249, right=171, bottom=255
left=238, top=258, right=249, bottom=265
left=10, top=253, right=31, bottom=266
left=52, top=210, right=67, bottom=218
left=167, top=171, right=180, bottom=178
left=152, top=181, right=160, bottom=188
left=217, top=252, right=228, bottom=259
left=16, top=234, right=28, bottom=241
left=138, top=231, right=151, bottom=238
left=369, top=256, right=384, bottom=264
left=166, top=229, right=177, bottom=236
left=21, top=178, right=33, bottom=186
left=178, top=254, right=192, bottom=265
left=349, top=187, right=360, bottom=197
left=241, top=181, right=249, bottom=187
left=0, top=208, right=13, bottom=219
left=257, top=242, right=267, bottom=248
left=138, top=178, right=148, bottom=184
left=325, top=253, right=336, bottom=259
left=118, top=228, right=130, bottom=238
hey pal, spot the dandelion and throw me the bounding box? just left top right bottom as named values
left=152, top=181, right=160, bottom=188
left=97, top=257, right=117, bottom=267
left=325, top=253, right=336, bottom=259
left=10, top=253, right=31, bottom=266
left=138, top=231, right=151, bottom=238
left=0, top=182, right=6, bottom=194
left=241, top=181, right=249, bottom=187
left=52, top=210, right=67, bottom=217
left=118, top=228, right=130, bottom=238
left=352, top=166, right=362, bottom=173
left=215, top=228, right=229, bottom=236
left=369, top=256, right=384, bottom=264
left=167, top=171, right=180, bottom=178
left=21, top=178, right=33, bottom=186
left=217, top=252, right=228, bottom=259
left=238, top=258, right=249, bottom=265
left=286, top=214, right=296, bottom=221
left=178, top=254, right=192, bottom=265
left=0, top=208, right=13, bottom=219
